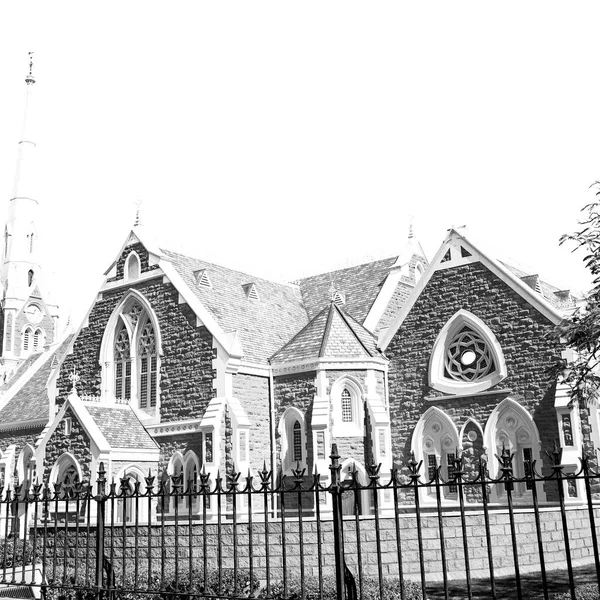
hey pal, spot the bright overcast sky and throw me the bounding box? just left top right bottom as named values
left=0, top=2, right=599, bottom=326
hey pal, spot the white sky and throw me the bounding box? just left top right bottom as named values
left=0, top=2, right=599, bottom=326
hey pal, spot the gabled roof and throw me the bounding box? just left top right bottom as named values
left=161, top=249, right=309, bottom=364
left=379, top=229, right=565, bottom=350
left=0, top=335, right=74, bottom=428
left=297, top=257, right=398, bottom=323
left=85, top=405, right=158, bottom=450
left=271, top=302, right=380, bottom=364
left=499, top=262, right=577, bottom=311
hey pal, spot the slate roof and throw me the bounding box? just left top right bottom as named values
left=85, top=405, right=158, bottom=450
left=499, top=262, right=576, bottom=311
left=0, top=335, right=74, bottom=427
left=296, top=257, right=398, bottom=323
left=161, top=249, right=309, bottom=364
left=271, top=302, right=381, bottom=364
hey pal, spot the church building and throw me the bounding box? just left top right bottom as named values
left=0, top=59, right=591, bottom=519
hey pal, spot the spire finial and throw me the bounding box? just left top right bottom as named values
left=408, top=216, right=414, bottom=239
left=25, top=52, right=35, bottom=85
left=134, top=200, right=142, bottom=227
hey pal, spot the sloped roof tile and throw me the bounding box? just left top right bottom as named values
left=161, top=249, right=309, bottom=364
left=0, top=335, right=75, bottom=426
left=85, top=405, right=158, bottom=450
left=296, top=257, right=398, bottom=323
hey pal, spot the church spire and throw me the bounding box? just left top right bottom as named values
left=0, top=54, right=59, bottom=374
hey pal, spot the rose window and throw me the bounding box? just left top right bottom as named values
left=444, top=327, right=495, bottom=382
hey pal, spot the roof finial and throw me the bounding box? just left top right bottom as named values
left=408, top=220, right=414, bottom=239
left=134, top=200, right=142, bottom=227
left=25, top=52, right=35, bottom=85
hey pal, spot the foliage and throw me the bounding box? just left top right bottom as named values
left=0, top=536, right=43, bottom=568
left=550, top=184, right=600, bottom=404
left=44, top=566, right=260, bottom=600
left=259, top=574, right=426, bottom=600
left=551, top=583, right=600, bottom=600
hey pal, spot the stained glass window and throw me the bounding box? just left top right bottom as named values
left=341, top=388, right=353, bottom=422
left=445, top=327, right=496, bottom=382
left=293, top=421, right=302, bottom=462
left=114, top=324, right=131, bottom=400
left=138, top=322, right=157, bottom=408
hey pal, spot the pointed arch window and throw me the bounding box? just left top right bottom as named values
left=28, top=270, right=34, bottom=287
left=341, top=388, right=353, bottom=422
left=138, top=321, right=157, bottom=408
left=114, top=322, right=132, bottom=401
left=429, top=310, right=507, bottom=395
left=23, top=327, right=32, bottom=353
left=281, top=409, right=306, bottom=474
left=125, top=252, right=141, bottom=280
left=102, top=293, right=161, bottom=413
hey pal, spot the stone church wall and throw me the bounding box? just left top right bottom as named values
left=56, top=278, right=214, bottom=423
left=274, top=372, right=316, bottom=471
left=43, top=407, right=92, bottom=481
left=232, top=373, right=271, bottom=469
left=385, top=261, right=563, bottom=480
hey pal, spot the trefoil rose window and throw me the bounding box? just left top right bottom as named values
left=445, top=327, right=496, bottom=382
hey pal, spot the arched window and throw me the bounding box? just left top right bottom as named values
left=126, top=252, right=141, bottom=280
left=412, top=407, right=460, bottom=502
left=341, top=389, right=353, bottom=423
left=101, top=293, right=161, bottom=412
left=17, top=445, right=35, bottom=491
left=28, top=270, right=34, bottom=287
left=340, top=460, right=373, bottom=517
left=331, top=378, right=364, bottom=437
left=484, top=398, right=544, bottom=502
left=138, top=321, right=157, bottom=408
left=22, top=327, right=32, bottom=354
left=280, top=408, right=306, bottom=474
left=292, top=421, right=302, bottom=462
left=429, top=310, right=507, bottom=395
left=51, top=454, right=82, bottom=500
left=114, top=322, right=132, bottom=401
left=33, top=328, right=44, bottom=352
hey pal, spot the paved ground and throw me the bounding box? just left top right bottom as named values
left=426, top=565, right=599, bottom=599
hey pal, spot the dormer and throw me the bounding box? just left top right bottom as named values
left=243, top=282, right=259, bottom=300
left=194, top=269, right=212, bottom=289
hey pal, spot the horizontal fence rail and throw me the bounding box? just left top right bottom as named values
left=0, top=445, right=598, bottom=600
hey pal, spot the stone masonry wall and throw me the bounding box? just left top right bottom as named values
left=156, top=433, right=203, bottom=476
left=385, top=262, right=564, bottom=483
left=0, top=428, right=42, bottom=456
left=42, top=504, right=600, bottom=584
left=56, top=275, right=214, bottom=424
left=13, top=296, right=55, bottom=358
left=107, top=242, right=160, bottom=283
left=232, top=374, right=271, bottom=469
left=327, top=370, right=368, bottom=468
left=43, top=407, right=92, bottom=481
left=273, top=372, right=317, bottom=472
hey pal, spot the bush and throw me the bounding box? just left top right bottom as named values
left=259, top=574, right=426, bottom=600
left=552, top=584, right=600, bottom=600
left=0, top=537, right=44, bottom=568
left=44, top=566, right=260, bottom=600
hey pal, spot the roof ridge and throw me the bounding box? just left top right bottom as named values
left=297, top=256, right=398, bottom=283
left=331, top=304, right=374, bottom=357
left=270, top=304, right=330, bottom=363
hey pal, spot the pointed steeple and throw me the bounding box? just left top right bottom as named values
left=0, top=55, right=58, bottom=378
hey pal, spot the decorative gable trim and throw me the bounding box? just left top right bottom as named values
left=378, top=229, right=563, bottom=351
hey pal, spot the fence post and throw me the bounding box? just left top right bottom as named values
left=95, top=462, right=107, bottom=600
left=329, top=444, right=345, bottom=600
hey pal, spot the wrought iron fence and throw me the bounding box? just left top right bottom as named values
left=0, top=444, right=599, bottom=600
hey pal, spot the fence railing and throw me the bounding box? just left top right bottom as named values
left=0, top=444, right=599, bottom=600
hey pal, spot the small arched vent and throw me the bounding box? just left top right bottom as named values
left=332, top=290, right=346, bottom=306
left=194, top=269, right=212, bottom=289
left=243, top=283, right=259, bottom=300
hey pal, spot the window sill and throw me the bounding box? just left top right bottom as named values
left=424, top=388, right=512, bottom=402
